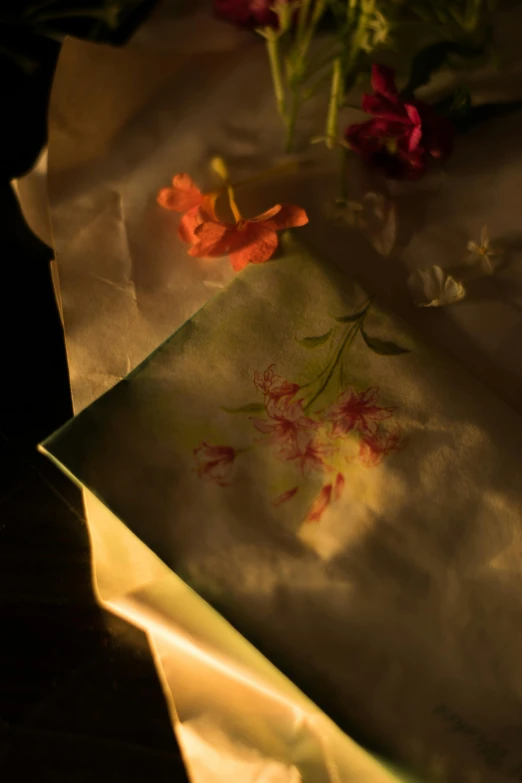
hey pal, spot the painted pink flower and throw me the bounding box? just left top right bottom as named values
left=251, top=396, right=319, bottom=458
left=333, top=472, right=345, bottom=501
left=359, top=426, right=403, bottom=467
left=254, top=365, right=300, bottom=401
left=286, top=437, right=335, bottom=477
left=322, top=386, right=394, bottom=438
left=194, top=442, right=236, bottom=485
left=304, top=472, right=345, bottom=523
left=157, top=173, right=218, bottom=243
left=273, top=486, right=299, bottom=507
left=345, top=64, right=453, bottom=181
left=305, top=484, right=332, bottom=523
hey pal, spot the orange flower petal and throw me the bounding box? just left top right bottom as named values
left=266, top=203, right=308, bottom=230
left=189, top=222, right=231, bottom=258
left=199, top=192, right=220, bottom=222
left=229, top=226, right=278, bottom=271
left=248, top=204, right=282, bottom=223
left=172, top=172, right=199, bottom=192
left=158, top=173, right=203, bottom=212
left=178, top=206, right=203, bottom=243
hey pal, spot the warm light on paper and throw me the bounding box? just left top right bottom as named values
left=39, top=5, right=522, bottom=780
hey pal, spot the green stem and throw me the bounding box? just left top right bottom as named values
left=299, top=329, right=349, bottom=392
left=297, top=0, right=313, bottom=44
left=266, top=32, right=287, bottom=127
left=347, top=0, right=359, bottom=27
left=285, top=90, right=299, bottom=152
left=325, top=57, right=343, bottom=149
left=299, top=0, right=328, bottom=62
left=283, top=0, right=329, bottom=151
left=231, top=159, right=302, bottom=191
left=304, top=323, right=358, bottom=411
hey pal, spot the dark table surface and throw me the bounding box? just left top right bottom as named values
left=0, top=13, right=189, bottom=779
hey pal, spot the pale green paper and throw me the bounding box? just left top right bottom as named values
left=45, top=234, right=522, bottom=783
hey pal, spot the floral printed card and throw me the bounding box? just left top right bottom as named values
left=44, top=234, right=522, bottom=783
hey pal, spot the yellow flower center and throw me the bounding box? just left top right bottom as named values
left=384, top=138, right=398, bottom=155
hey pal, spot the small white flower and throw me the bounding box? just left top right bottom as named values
left=466, top=225, right=502, bottom=275
left=408, top=266, right=466, bottom=308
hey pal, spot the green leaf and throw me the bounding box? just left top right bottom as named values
left=222, top=403, right=266, bottom=414
left=361, top=330, right=409, bottom=356
left=298, top=329, right=333, bottom=348
left=334, top=310, right=366, bottom=323
left=403, top=40, right=484, bottom=96
left=451, top=99, right=522, bottom=134
left=449, top=84, right=472, bottom=117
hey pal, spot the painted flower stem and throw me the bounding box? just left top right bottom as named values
left=304, top=300, right=372, bottom=410
left=304, top=323, right=358, bottom=410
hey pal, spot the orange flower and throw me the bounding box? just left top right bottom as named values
left=188, top=196, right=308, bottom=271
left=157, top=173, right=217, bottom=243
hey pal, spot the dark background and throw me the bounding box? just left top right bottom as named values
left=0, top=2, right=189, bottom=779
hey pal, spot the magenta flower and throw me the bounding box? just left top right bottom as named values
left=194, top=442, right=236, bottom=485
left=254, top=365, right=300, bottom=401
left=345, top=64, right=453, bottom=180
left=322, top=386, right=394, bottom=439
left=214, top=0, right=294, bottom=29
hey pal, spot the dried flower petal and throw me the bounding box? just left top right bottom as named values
left=408, top=265, right=466, bottom=308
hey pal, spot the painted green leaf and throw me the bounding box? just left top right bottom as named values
left=361, top=330, right=409, bottom=355
left=334, top=310, right=366, bottom=323
left=222, top=403, right=265, bottom=414
left=298, top=329, right=333, bottom=348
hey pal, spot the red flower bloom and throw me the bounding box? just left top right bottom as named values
left=251, top=396, right=319, bottom=457
left=359, top=426, right=403, bottom=467
left=254, top=365, right=300, bottom=401
left=322, top=386, right=394, bottom=439
left=189, top=202, right=308, bottom=271
left=214, top=0, right=292, bottom=29
left=345, top=64, right=453, bottom=180
left=157, top=173, right=217, bottom=243
left=194, top=442, right=236, bottom=485
left=305, top=483, right=332, bottom=523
